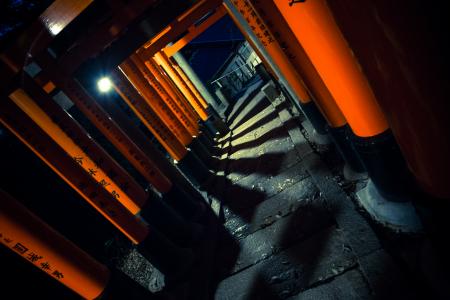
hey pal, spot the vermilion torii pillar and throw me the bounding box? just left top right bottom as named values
left=1, top=95, right=198, bottom=279
left=274, top=0, right=422, bottom=231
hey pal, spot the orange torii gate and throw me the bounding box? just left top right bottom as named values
left=163, top=6, right=228, bottom=58
left=137, top=0, right=229, bottom=137
left=0, top=91, right=198, bottom=279
left=0, top=0, right=217, bottom=286
left=141, top=0, right=224, bottom=57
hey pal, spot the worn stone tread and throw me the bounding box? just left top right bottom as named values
left=287, top=269, right=372, bottom=300
left=215, top=226, right=357, bottom=299
left=224, top=177, right=320, bottom=239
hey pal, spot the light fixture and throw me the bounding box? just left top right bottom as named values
left=97, top=77, right=112, bottom=93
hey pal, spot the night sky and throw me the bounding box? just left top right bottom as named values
left=0, top=0, right=53, bottom=47
left=182, top=15, right=245, bottom=83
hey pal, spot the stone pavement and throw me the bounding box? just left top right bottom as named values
left=111, top=78, right=450, bottom=300
left=208, top=80, right=428, bottom=300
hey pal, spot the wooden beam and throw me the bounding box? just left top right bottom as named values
left=39, top=0, right=93, bottom=36
left=141, top=0, right=223, bottom=57
left=58, top=0, right=158, bottom=75
left=0, top=0, right=94, bottom=75
left=164, top=6, right=227, bottom=57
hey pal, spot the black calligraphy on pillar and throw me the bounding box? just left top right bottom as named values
left=52, top=270, right=64, bottom=279
left=73, top=156, right=84, bottom=165
left=88, top=168, right=97, bottom=177
left=111, top=191, right=120, bottom=199
left=27, top=252, right=43, bottom=262
left=12, top=243, right=28, bottom=254
left=289, top=0, right=306, bottom=6
left=99, top=179, right=110, bottom=188
left=40, top=261, right=51, bottom=271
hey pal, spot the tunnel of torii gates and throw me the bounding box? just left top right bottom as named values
left=0, top=0, right=449, bottom=298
